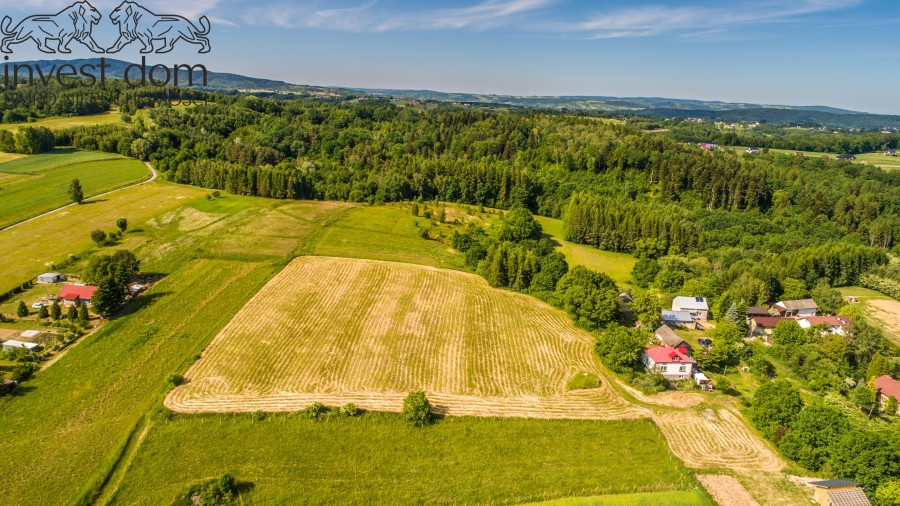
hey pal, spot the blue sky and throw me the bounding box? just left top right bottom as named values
left=4, top=1, right=900, bottom=113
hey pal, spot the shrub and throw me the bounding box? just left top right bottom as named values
left=339, top=403, right=360, bottom=417
left=249, top=410, right=265, bottom=422
left=303, top=402, right=328, bottom=420
left=116, top=217, right=128, bottom=232
left=402, top=391, right=432, bottom=426
left=17, top=301, right=28, bottom=318
left=90, top=229, right=107, bottom=245
left=167, top=374, right=185, bottom=387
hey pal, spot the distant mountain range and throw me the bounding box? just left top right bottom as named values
left=7, top=58, right=900, bottom=129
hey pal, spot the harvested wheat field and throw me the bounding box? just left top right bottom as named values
left=167, top=256, right=645, bottom=419
left=697, top=475, right=760, bottom=506
left=866, top=298, right=900, bottom=345
left=653, top=408, right=784, bottom=472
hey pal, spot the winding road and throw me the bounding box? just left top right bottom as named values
left=0, top=161, right=158, bottom=233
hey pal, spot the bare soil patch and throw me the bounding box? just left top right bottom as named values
left=698, top=475, right=760, bottom=506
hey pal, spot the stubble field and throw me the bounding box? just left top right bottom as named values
left=166, top=256, right=644, bottom=420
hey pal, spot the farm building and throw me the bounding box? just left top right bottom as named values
left=747, top=306, right=770, bottom=317
left=836, top=154, right=857, bottom=161
left=772, top=299, right=818, bottom=317
left=642, top=346, right=695, bottom=381
left=661, top=310, right=694, bottom=327
left=844, top=296, right=859, bottom=304
left=2, top=340, right=41, bottom=353
left=875, top=375, right=900, bottom=415
left=60, top=284, right=97, bottom=307
left=655, top=325, right=691, bottom=351
left=808, top=480, right=871, bottom=506
left=37, top=273, right=65, bottom=284
left=671, top=296, right=709, bottom=321
left=746, top=147, right=761, bottom=154
left=798, top=316, right=851, bottom=336
left=885, top=150, right=897, bottom=156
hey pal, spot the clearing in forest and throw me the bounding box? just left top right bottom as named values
left=166, top=256, right=644, bottom=419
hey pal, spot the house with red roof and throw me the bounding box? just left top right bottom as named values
left=798, top=316, right=852, bottom=336
left=59, top=284, right=97, bottom=307
left=642, top=346, right=696, bottom=381
left=750, top=316, right=792, bottom=343
left=875, top=375, right=900, bottom=415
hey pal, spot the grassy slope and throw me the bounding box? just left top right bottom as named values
left=534, top=490, right=713, bottom=505
left=315, top=204, right=467, bottom=270
left=0, top=151, right=149, bottom=229
left=1, top=196, right=701, bottom=505
left=0, top=181, right=207, bottom=295
left=112, top=414, right=695, bottom=505
left=0, top=111, right=123, bottom=133
left=0, top=195, right=353, bottom=505
left=537, top=216, right=637, bottom=286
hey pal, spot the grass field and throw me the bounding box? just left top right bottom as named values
left=537, top=216, right=637, bottom=286
left=0, top=111, right=122, bottom=133
left=167, top=256, right=642, bottom=419
left=857, top=152, right=900, bottom=170
left=0, top=181, right=207, bottom=296
left=315, top=204, right=467, bottom=270
left=534, top=490, right=713, bottom=505
left=0, top=195, right=356, bottom=505
left=111, top=413, right=696, bottom=505
left=0, top=150, right=149, bottom=229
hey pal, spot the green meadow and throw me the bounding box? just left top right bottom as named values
left=0, top=111, right=123, bottom=133
left=537, top=216, right=637, bottom=286
left=0, top=150, right=150, bottom=229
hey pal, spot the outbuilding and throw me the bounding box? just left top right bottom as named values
left=808, top=480, right=871, bottom=506
left=1, top=340, right=41, bottom=353
left=37, top=273, right=64, bottom=284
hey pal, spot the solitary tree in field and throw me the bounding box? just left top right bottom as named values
left=402, top=391, right=432, bottom=427
left=90, top=229, right=107, bottom=245
left=17, top=301, right=28, bottom=318
left=50, top=301, right=61, bottom=320
left=69, top=179, right=84, bottom=204
left=116, top=217, right=128, bottom=233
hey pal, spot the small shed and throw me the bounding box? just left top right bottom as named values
left=1, top=340, right=41, bottom=353
left=808, top=480, right=871, bottom=506
left=655, top=324, right=690, bottom=351
left=37, top=273, right=64, bottom=284
left=844, top=296, right=858, bottom=304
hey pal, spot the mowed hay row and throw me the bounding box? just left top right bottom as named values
left=653, top=408, right=784, bottom=472
left=167, top=257, right=644, bottom=420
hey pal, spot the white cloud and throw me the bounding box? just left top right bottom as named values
left=563, top=0, right=863, bottom=39
left=236, top=0, right=554, bottom=31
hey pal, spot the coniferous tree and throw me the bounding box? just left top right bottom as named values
left=69, top=179, right=84, bottom=204
left=17, top=301, right=28, bottom=318
left=78, top=304, right=89, bottom=322
left=50, top=301, right=61, bottom=320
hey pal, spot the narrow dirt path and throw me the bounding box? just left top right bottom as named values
left=0, top=161, right=158, bottom=233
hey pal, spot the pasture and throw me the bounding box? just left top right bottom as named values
left=0, top=181, right=207, bottom=296
left=167, top=256, right=642, bottom=419
left=110, top=413, right=696, bottom=505
left=314, top=204, right=467, bottom=270
left=0, top=150, right=149, bottom=229
left=0, top=111, right=123, bottom=133
left=857, top=152, right=900, bottom=170
left=537, top=216, right=637, bottom=286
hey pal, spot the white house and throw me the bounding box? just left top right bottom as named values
left=642, top=346, right=696, bottom=381
left=672, top=296, right=709, bottom=321
left=772, top=299, right=818, bottom=318
left=798, top=316, right=851, bottom=336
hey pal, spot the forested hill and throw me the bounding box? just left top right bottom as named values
left=4, top=59, right=362, bottom=98
left=7, top=59, right=899, bottom=128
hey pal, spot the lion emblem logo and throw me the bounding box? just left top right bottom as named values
left=1, top=1, right=105, bottom=54
left=107, top=1, right=211, bottom=54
